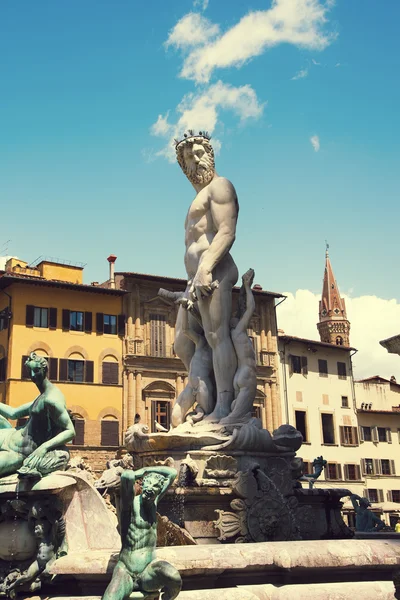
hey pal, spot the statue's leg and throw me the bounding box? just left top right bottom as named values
left=220, top=366, right=257, bottom=425
left=199, top=272, right=237, bottom=421
left=0, top=450, right=24, bottom=477
left=171, top=386, right=195, bottom=427
left=102, top=562, right=134, bottom=600
left=140, top=559, right=182, bottom=600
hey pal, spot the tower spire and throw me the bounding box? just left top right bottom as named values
left=317, top=246, right=350, bottom=346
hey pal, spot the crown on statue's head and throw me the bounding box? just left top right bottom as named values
left=174, top=130, right=212, bottom=148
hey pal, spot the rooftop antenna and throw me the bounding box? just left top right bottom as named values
left=0, top=240, right=11, bottom=255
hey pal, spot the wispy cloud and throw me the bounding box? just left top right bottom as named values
left=278, top=289, right=400, bottom=380
left=335, top=62, right=341, bottom=67
left=193, top=0, right=209, bottom=9
left=312, top=58, right=321, bottom=65
left=167, top=0, right=337, bottom=83
left=310, top=134, right=320, bottom=152
left=150, top=81, right=265, bottom=161
left=291, top=68, right=309, bottom=80
left=165, top=13, right=219, bottom=49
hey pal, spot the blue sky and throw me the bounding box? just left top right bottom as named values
left=1, top=0, right=399, bottom=305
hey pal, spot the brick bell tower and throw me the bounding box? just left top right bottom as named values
left=317, top=245, right=350, bottom=346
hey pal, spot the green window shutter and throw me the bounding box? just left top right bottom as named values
left=21, top=355, right=29, bottom=379
left=49, top=358, right=58, bottom=381
left=72, top=419, right=85, bottom=445
left=355, top=465, right=361, bottom=480
left=387, top=428, right=392, bottom=443
left=101, top=420, right=119, bottom=446
left=26, top=305, right=34, bottom=327
left=85, top=360, right=94, bottom=383
left=59, top=359, right=68, bottom=381
left=352, top=427, right=359, bottom=445
left=118, top=314, right=125, bottom=336
left=84, top=312, right=92, bottom=333
left=96, top=313, right=104, bottom=334
left=391, top=460, right=396, bottom=476
left=49, top=308, right=57, bottom=330
left=301, top=356, right=308, bottom=377
left=62, top=309, right=70, bottom=330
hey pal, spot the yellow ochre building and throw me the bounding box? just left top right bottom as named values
left=0, top=256, right=125, bottom=470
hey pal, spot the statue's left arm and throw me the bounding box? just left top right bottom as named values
left=235, top=279, right=255, bottom=335
left=192, top=179, right=238, bottom=296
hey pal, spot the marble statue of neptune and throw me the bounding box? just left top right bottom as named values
left=174, top=132, right=239, bottom=422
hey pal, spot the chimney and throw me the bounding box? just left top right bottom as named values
left=107, top=255, right=117, bottom=289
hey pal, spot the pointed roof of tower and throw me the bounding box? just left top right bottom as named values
left=319, top=246, right=347, bottom=322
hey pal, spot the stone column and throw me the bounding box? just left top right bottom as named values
left=265, top=381, right=273, bottom=432
left=271, top=381, right=280, bottom=431
left=127, top=371, right=135, bottom=428
left=260, top=307, right=267, bottom=352
left=135, top=286, right=141, bottom=340
left=136, top=372, right=142, bottom=416
left=265, top=303, right=272, bottom=352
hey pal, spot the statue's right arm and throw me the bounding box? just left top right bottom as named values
left=0, top=401, right=33, bottom=421
left=120, top=471, right=136, bottom=542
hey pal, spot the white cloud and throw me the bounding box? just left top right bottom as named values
left=151, top=113, right=171, bottom=136
left=277, top=290, right=400, bottom=380
left=150, top=80, right=265, bottom=161
left=312, top=58, right=321, bottom=65
left=176, top=0, right=336, bottom=83
left=165, top=13, right=219, bottom=49
left=193, top=0, right=209, bottom=9
left=310, top=134, right=320, bottom=152
left=335, top=62, right=341, bottom=67
left=291, top=68, right=308, bottom=80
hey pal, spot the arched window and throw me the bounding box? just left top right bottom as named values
left=102, top=355, right=119, bottom=385
left=336, top=336, right=343, bottom=346
left=71, top=413, right=85, bottom=445
left=101, top=415, right=119, bottom=446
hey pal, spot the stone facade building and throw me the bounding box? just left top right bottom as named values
left=0, top=256, right=126, bottom=472
left=279, top=250, right=400, bottom=526
left=115, top=271, right=284, bottom=434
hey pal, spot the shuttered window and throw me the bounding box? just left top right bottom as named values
left=70, top=311, right=84, bottom=331
left=150, top=314, right=166, bottom=357
left=84, top=312, right=92, bottom=333
left=26, top=305, right=34, bottom=327
left=63, top=359, right=94, bottom=383
left=49, top=358, right=58, bottom=381
left=326, top=463, right=342, bottom=480
left=321, top=413, right=335, bottom=444
left=339, top=426, right=358, bottom=446
left=344, top=464, right=361, bottom=481
left=102, top=362, right=119, bottom=385
left=72, top=418, right=85, bottom=445
left=318, top=359, right=328, bottom=376
left=49, top=308, right=57, bottom=329
left=101, top=419, right=119, bottom=446
left=96, top=313, right=124, bottom=335
left=366, top=489, right=384, bottom=503
left=21, top=355, right=30, bottom=379
left=337, top=361, right=347, bottom=379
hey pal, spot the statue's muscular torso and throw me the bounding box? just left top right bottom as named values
left=119, top=495, right=157, bottom=576
left=184, top=176, right=238, bottom=281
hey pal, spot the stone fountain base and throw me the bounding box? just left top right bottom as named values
left=131, top=449, right=353, bottom=545
left=41, top=538, right=399, bottom=599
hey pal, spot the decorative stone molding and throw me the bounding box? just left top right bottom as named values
left=63, top=345, right=89, bottom=360
left=96, top=406, right=122, bottom=421
left=68, top=405, right=89, bottom=419
left=26, top=340, right=54, bottom=357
